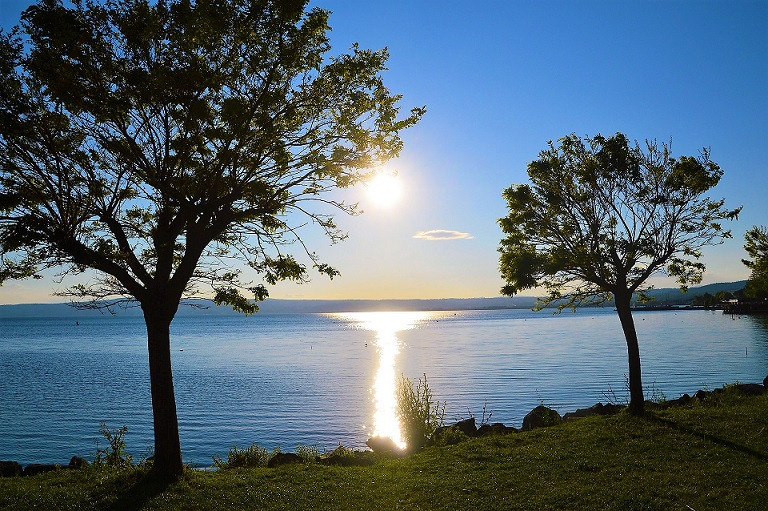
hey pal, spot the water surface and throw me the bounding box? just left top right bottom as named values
left=0, top=308, right=766, bottom=466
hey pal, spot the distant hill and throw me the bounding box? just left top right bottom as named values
left=0, top=296, right=538, bottom=318
left=0, top=281, right=747, bottom=318
left=640, top=280, right=747, bottom=305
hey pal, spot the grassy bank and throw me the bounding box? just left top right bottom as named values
left=2, top=390, right=766, bottom=510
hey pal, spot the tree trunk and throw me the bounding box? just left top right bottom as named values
left=144, top=310, right=183, bottom=479
left=614, top=291, right=645, bottom=415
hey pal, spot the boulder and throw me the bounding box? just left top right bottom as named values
left=23, top=464, right=59, bottom=476
left=267, top=452, right=303, bottom=468
left=0, top=461, right=22, bottom=477
left=562, top=403, right=616, bottom=421
left=476, top=422, right=517, bottom=436
left=664, top=393, right=692, bottom=408
left=317, top=450, right=377, bottom=467
left=522, top=405, right=561, bottom=431
left=69, top=456, right=89, bottom=469
left=453, top=417, right=477, bottom=437
left=693, top=389, right=709, bottom=401
left=764, top=375, right=768, bottom=388
left=366, top=436, right=403, bottom=455
left=734, top=383, right=766, bottom=396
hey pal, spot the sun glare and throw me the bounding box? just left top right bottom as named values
left=333, top=311, right=431, bottom=450
left=364, top=172, right=403, bottom=210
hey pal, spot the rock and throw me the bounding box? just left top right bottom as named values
left=763, top=375, right=768, bottom=388
left=0, top=461, right=22, bottom=477
left=522, top=405, right=561, bottom=431
left=266, top=452, right=303, bottom=468
left=23, top=464, right=59, bottom=476
left=454, top=417, right=477, bottom=437
left=563, top=403, right=611, bottom=421
left=664, top=394, right=692, bottom=408
left=694, top=389, right=709, bottom=401
left=69, top=456, right=89, bottom=469
left=366, top=436, right=403, bottom=454
left=317, top=450, right=377, bottom=467
left=476, top=422, right=517, bottom=436
left=734, top=383, right=766, bottom=396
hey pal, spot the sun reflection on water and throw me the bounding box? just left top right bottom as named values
left=332, top=311, right=432, bottom=449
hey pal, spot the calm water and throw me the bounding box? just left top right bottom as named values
left=1, top=308, right=766, bottom=467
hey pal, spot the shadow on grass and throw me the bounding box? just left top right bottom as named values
left=646, top=413, right=768, bottom=462
left=105, top=471, right=176, bottom=511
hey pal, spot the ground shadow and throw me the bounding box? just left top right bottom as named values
left=105, top=472, right=175, bottom=511
left=646, top=413, right=768, bottom=462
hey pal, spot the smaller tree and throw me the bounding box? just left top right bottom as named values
left=498, top=133, right=740, bottom=414
left=742, top=226, right=768, bottom=299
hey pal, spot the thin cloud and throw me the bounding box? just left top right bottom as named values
left=412, top=230, right=474, bottom=241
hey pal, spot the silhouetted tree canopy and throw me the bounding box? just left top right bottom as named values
left=498, top=133, right=740, bottom=414
left=0, top=0, right=423, bottom=479
left=743, top=226, right=768, bottom=299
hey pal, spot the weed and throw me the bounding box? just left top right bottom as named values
left=94, top=423, right=132, bottom=468
left=295, top=445, right=319, bottom=463
left=212, top=443, right=270, bottom=469
left=646, top=381, right=667, bottom=404
left=396, top=373, right=445, bottom=451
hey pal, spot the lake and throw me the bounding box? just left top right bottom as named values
left=1, top=308, right=766, bottom=467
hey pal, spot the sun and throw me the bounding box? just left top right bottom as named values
left=364, top=172, right=403, bottom=210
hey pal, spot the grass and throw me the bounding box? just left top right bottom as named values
left=1, top=390, right=766, bottom=510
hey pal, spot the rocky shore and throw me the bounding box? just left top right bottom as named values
left=3, top=376, right=766, bottom=474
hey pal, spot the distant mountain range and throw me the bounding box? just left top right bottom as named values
left=0, top=281, right=747, bottom=318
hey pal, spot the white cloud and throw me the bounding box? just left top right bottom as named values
left=412, top=230, right=474, bottom=241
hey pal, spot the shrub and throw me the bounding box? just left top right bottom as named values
left=213, top=443, right=270, bottom=469
left=295, top=445, right=320, bottom=463
left=94, top=423, right=133, bottom=468
left=396, top=373, right=445, bottom=451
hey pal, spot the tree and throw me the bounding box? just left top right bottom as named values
left=0, top=0, right=423, bottom=479
left=742, top=226, right=768, bottom=299
left=498, top=133, right=739, bottom=414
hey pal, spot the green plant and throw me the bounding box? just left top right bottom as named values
left=296, top=445, right=320, bottom=463
left=212, top=443, right=270, bottom=469
left=396, top=373, right=445, bottom=451
left=647, top=381, right=667, bottom=404
left=94, top=423, right=133, bottom=468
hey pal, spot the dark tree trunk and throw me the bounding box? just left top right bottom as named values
left=614, top=291, right=645, bottom=415
left=144, top=308, right=183, bottom=479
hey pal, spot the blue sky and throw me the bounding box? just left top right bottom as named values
left=0, top=0, right=766, bottom=303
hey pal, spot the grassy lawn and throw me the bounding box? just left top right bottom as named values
left=2, top=391, right=766, bottom=510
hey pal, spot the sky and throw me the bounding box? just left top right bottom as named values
left=0, top=0, right=766, bottom=304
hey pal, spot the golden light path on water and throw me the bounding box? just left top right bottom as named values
left=332, top=311, right=432, bottom=450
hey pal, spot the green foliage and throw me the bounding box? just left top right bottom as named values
left=430, top=427, right=469, bottom=447
left=295, top=444, right=320, bottom=463
left=0, top=0, right=423, bottom=309
left=212, top=443, right=271, bottom=469
left=396, top=374, right=445, bottom=451
left=498, top=132, right=740, bottom=308
left=498, top=133, right=740, bottom=414
left=2, top=394, right=766, bottom=510
left=742, top=226, right=768, bottom=299
left=94, top=423, right=133, bottom=468
left=0, top=0, right=422, bottom=478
